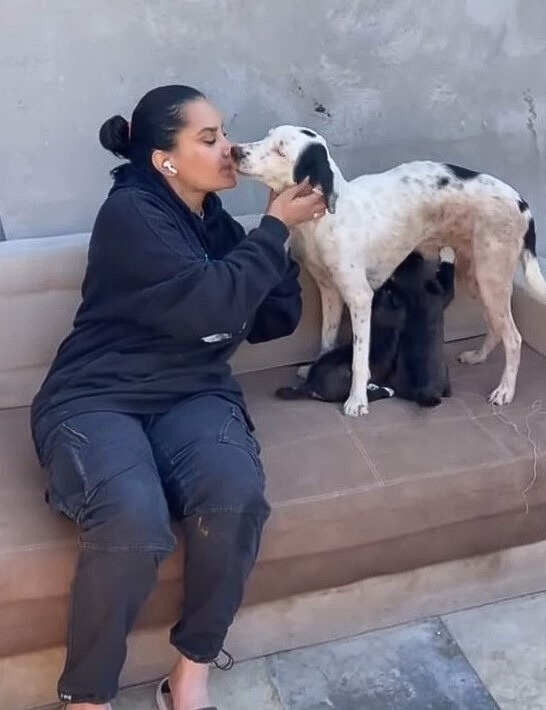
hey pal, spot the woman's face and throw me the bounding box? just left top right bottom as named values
left=165, top=98, right=237, bottom=193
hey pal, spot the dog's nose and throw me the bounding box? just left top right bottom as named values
left=231, top=145, right=246, bottom=162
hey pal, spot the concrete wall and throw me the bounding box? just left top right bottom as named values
left=1, top=0, right=545, bottom=254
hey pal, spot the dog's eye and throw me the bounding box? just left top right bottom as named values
left=274, top=145, right=286, bottom=158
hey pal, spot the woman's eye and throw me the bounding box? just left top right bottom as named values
left=204, top=139, right=216, bottom=145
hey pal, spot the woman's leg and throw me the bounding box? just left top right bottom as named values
left=148, top=396, right=270, bottom=710
left=37, top=412, right=177, bottom=707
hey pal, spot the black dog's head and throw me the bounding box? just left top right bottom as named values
left=391, top=251, right=449, bottom=316
left=388, top=250, right=454, bottom=406
left=372, top=278, right=406, bottom=328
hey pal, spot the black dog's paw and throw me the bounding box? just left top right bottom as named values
left=367, top=383, right=395, bottom=402
left=275, top=386, right=301, bottom=400
left=416, top=395, right=442, bottom=408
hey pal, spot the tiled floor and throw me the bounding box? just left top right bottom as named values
left=41, top=589, right=546, bottom=709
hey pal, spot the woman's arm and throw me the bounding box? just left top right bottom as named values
left=246, top=257, right=302, bottom=343
left=221, top=210, right=303, bottom=344
left=90, top=190, right=291, bottom=344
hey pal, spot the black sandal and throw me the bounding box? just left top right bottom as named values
left=155, top=677, right=218, bottom=710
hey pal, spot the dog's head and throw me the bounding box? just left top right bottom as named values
left=232, top=125, right=338, bottom=213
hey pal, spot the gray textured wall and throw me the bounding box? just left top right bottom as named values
left=1, top=0, right=545, bottom=254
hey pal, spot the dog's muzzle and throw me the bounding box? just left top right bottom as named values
left=231, top=145, right=248, bottom=163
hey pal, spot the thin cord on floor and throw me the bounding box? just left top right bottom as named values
left=455, top=391, right=545, bottom=514
left=492, top=399, right=545, bottom=514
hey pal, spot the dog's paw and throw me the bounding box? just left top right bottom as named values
left=367, top=383, right=395, bottom=402
left=297, top=364, right=311, bottom=380
left=343, top=395, right=369, bottom=416
left=457, top=349, right=486, bottom=365
left=440, top=246, right=455, bottom=263
left=488, top=383, right=515, bottom=406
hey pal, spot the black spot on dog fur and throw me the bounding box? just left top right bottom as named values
left=445, top=163, right=480, bottom=181
left=524, top=217, right=537, bottom=256
left=518, top=198, right=529, bottom=213
left=437, top=176, right=450, bottom=188
left=293, top=143, right=336, bottom=213
left=301, top=129, right=317, bottom=138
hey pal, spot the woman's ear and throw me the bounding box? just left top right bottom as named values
left=151, top=149, right=177, bottom=176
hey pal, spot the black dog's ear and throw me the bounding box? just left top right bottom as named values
left=293, top=143, right=337, bottom=213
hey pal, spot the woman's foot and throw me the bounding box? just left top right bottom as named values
left=168, top=655, right=211, bottom=710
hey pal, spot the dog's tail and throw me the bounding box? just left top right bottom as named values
left=519, top=205, right=546, bottom=303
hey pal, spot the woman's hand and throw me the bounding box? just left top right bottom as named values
left=266, top=179, right=327, bottom=228
left=265, top=188, right=278, bottom=213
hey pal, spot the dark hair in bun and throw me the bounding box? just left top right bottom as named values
left=99, top=85, right=205, bottom=171
left=99, top=114, right=130, bottom=159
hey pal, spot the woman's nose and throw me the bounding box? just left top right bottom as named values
left=221, top=137, right=233, bottom=157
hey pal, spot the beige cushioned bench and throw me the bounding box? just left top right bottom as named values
left=1, top=216, right=546, bottom=706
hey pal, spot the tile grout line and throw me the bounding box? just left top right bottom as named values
left=436, top=615, right=502, bottom=709
left=337, top=409, right=385, bottom=487
left=264, top=654, right=289, bottom=710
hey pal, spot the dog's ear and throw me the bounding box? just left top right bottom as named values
left=293, top=143, right=338, bottom=213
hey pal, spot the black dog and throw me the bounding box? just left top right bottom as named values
left=276, top=249, right=455, bottom=407
left=276, top=279, right=404, bottom=403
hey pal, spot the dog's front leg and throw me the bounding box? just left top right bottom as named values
left=297, top=283, right=344, bottom=380
left=343, top=288, right=373, bottom=416
left=319, top=283, right=345, bottom=354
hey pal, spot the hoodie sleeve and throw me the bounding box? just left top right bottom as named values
left=90, top=190, right=291, bottom=345
left=219, top=213, right=303, bottom=343
left=246, top=257, right=302, bottom=343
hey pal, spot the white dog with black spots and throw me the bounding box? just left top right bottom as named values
left=233, top=126, right=546, bottom=415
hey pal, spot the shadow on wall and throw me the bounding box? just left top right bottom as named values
left=0, top=214, right=5, bottom=241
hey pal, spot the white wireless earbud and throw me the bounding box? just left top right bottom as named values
left=163, top=160, right=177, bottom=175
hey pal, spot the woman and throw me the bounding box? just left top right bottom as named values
left=31, top=85, right=326, bottom=710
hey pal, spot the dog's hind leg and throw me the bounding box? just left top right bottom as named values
left=488, top=308, right=522, bottom=405
left=465, top=240, right=522, bottom=404
left=458, top=327, right=500, bottom=365
left=458, top=233, right=512, bottom=367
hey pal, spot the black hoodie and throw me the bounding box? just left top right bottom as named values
left=31, top=164, right=302, bottom=441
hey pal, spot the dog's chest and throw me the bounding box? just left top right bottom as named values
left=291, top=225, right=341, bottom=280
left=292, top=220, right=408, bottom=290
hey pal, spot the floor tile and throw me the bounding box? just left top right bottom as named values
left=446, top=341, right=546, bottom=418
left=444, top=591, right=546, bottom=710
left=209, top=658, right=283, bottom=710
left=268, top=618, right=498, bottom=709
left=263, top=432, right=378, bottom=505
left=352, top=416, right=508, bottom=483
